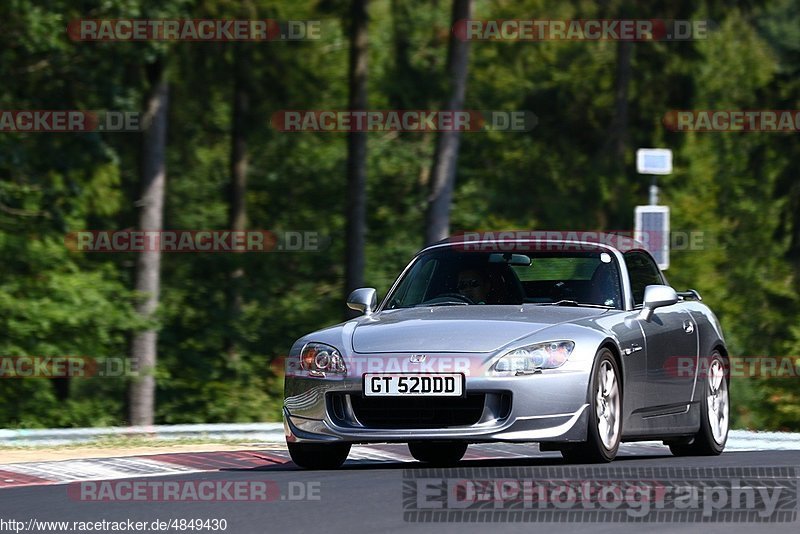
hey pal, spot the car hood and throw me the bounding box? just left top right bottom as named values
left=351, top=305, right=609, bottom=353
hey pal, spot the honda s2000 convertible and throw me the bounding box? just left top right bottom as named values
left=283, top=235, right=730, bottom=468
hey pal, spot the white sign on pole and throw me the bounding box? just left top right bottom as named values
left=636, top=148, right=672, bottom=175
left=635, top=205, right=670, bottom=270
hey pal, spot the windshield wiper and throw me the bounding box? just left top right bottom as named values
left=416, top=301, right=469, bottom=307
left=549, top=299, right=580, bottom=306
left=537, top=300, right=612, bottom=309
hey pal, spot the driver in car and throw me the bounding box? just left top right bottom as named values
left=457, top=268, right=491, bottom=304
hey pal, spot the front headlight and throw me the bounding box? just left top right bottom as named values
left=300, top=343, right=346, bottom=376
left=491, top=341, right=575, bottom=376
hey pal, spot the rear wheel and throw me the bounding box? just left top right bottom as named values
left=561, top=349, right=622, bottom=463
left=287, top=442, right=351, bottom=469
left=669, top=351, right=728, bottom=456
left=408, top=441, right=467, bottom=465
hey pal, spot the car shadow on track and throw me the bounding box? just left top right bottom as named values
left=220, top=451, right=675, bottom=472
left=340, top=455, right=676, bottom=471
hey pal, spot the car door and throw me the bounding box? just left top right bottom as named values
left=624, top=251, right=698, bottom=414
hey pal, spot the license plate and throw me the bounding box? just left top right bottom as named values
left=363, top=373, right=464, bottom=397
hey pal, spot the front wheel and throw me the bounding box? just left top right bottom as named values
left=669, top=351, right=729, bottom=456
left=561, top=349, right=622, bottom=463
left=287, top=442, right=351, bottom=469
left=408, top=441, right=467, bottom=466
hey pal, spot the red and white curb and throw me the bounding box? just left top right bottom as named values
left=0, top=450, right=288, bottom=490
left=0, top=443, right=555, bottom=490
left=0, top=442, right=674, bottom=490
left=0, top=432, right=794, bottom=490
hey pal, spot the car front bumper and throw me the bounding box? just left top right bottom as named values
left=283, top=369, right=591, bottom=444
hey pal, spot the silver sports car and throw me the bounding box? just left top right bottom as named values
left=283, top=235, right=730, bottom=468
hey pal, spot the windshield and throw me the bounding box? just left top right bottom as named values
left=384, top=246, right=623, bottom=309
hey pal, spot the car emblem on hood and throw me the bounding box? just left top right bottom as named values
left=409, top=354, right=427, bottom=363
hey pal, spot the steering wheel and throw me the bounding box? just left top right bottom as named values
left=423, top=293, right=475, bottom=305
left=551, top=281, right=574, bottom=300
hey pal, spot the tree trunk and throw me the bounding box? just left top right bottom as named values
left=608, top=39, right=632, bottom=167
left=345, top=0, right=369, bottom=310
left=129, top=62, right=168, bottom=426
left=602, top=31, right=632, bottom=228
left=226, top=45, right=249, bottom=361
left=425, top=0, right=472, bottom=245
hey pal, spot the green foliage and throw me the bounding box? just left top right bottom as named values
left=1, top=0, right=799, bottom=430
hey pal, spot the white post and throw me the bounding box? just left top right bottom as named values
left=649, top=180, right=659, bottom=205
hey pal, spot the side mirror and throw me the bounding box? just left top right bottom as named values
left=347, top=287, right=377, bottom=315
left=638, top=284, right=679, bottom=322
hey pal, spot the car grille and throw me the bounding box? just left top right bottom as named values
left=328, top=392, right=511, bottom=429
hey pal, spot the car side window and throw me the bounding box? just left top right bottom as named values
left=388, top=258, right=437, bottom=308
left=624, top=251, right=663, bottom=306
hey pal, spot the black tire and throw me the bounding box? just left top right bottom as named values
left=408, top=441, right=467, bottom=465
left=561, top=348, right=622, bottom=463
left=669, top=351, right=729, bottom=456
left=287, top=442, right=351, bottom=469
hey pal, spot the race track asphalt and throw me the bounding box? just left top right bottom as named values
left=1, top=442, right=798, bottom=534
